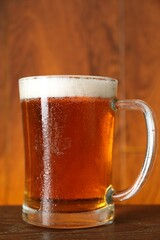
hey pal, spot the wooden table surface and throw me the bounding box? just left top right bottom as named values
left=0, top=205, right=159, bottom=240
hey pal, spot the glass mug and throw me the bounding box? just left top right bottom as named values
left=19, top=75, right=156, bottom=229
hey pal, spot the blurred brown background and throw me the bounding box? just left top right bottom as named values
left=0, top=0, right=160, bottom=205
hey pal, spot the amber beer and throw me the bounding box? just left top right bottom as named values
left=19, top=76, right=117, bottom=214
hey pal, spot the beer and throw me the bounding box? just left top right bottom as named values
left=19, top=76, right=117, bottom=214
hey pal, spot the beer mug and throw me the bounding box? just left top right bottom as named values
left=19, top=75, right=156, bottom=229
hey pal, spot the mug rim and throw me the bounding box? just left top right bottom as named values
left=19, top=75, right=118, bottom=84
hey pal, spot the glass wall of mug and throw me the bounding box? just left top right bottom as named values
left=19, top=76, right=156, bottom=228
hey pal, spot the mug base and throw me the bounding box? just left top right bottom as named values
left=22, top=204, right=115, bottom=229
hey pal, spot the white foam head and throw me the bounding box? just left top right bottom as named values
left=19, top=75, right=118, bottom=99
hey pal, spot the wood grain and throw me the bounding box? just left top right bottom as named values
left=119, top=0, right=160, bottom=204
left=0, top=0, right=159, bottom=205
left=0, top=205, right=160, bottom=239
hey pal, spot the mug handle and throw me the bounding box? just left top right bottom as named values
left=109, top=99, right=156, bottom=202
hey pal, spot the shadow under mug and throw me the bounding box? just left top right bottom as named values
left=19, top=75, right=156, bottom=229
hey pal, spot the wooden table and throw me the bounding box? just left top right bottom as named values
left=0, top=205, right=159, bottom=239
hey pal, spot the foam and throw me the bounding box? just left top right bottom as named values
left=19, top=76, right=117, bottom=99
